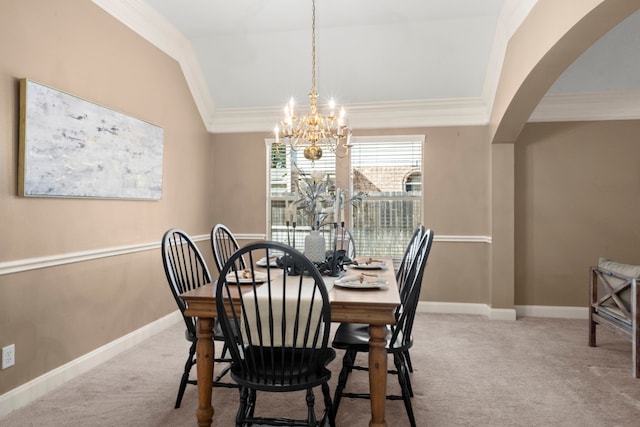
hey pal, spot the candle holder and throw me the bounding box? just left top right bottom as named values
left=292, top=221, right=296, bottom=249
left=286, top=220, right=291, bottom=247
left=315, top=222, right=345, bottom=277
left=280, top=221, right=303, bottom=275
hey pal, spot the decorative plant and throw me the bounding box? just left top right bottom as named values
left=287, top=166, right=364, bottom=229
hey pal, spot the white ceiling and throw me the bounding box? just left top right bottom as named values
left=94, top=0, right=640, bottom=132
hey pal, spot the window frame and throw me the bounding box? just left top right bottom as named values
left=266, top=134, right=424, bottom=260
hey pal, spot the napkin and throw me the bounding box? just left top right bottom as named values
left=356, top=257, right=385, bottom=266
left=342, top=272, right=382, bottom=284
left=257, top=256, right=279, bottom=267
left=226, top=269, right=267, bottom=283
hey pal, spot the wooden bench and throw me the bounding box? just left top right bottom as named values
left=589, top=258, right=640, bottom=378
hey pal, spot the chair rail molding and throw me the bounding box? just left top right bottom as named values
left=0, top=235, right=208, bottom=276
left=0, top=234, right=488, bottom=276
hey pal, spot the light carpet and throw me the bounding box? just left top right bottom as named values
left=1, top=313, right=639, bottom=426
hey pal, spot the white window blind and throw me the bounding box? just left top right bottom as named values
left=349, top=137, right=423, bottom=258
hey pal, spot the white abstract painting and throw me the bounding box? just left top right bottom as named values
left=19, top=79, right=164, bottom=200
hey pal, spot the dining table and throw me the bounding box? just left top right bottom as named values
left=180, top=256, right=400, bottom=427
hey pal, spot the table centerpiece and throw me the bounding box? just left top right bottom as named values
left=287, top=166, right=363, bottom=272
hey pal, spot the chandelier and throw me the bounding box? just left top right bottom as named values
left=274, top=0, right=351, bottom=161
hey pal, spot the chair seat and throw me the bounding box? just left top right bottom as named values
left=231, top=347, right=336, bottom=391
left=332, top=322, right=411, bottom=353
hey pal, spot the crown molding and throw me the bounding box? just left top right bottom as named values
left=209, top=98, right=490, bottom=134
left=93, top=0, right=639, bottom=135
left=529, top=90, right=640, bottom=122
left=210, top=90, right=640, bottom=133
left=91, top=0, right=490, bottom=133
left=347, top=98, right=489, bottom=130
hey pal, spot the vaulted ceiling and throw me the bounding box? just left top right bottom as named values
left=93, top=0, right=640, bottom=133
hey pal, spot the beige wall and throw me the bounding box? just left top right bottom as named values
left=211, top=132, right=269, bottom=237
left=515, top=120, right=640, bottom=307
left=0, top=0, right=213, bottom=394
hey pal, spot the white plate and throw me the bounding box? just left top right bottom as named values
left=256, top=256, right=279, bottom=267
left=226, top=270, right=268, bottom=284
left=334, top=276, right=388, bottom=289
left=352, top=260, right=387, bottom=270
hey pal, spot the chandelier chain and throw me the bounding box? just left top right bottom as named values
left=311, top=0, right=316, bottom=95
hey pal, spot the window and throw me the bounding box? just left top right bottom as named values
left=266, top=135, right=423, bottom=259
left=404, top=171, right=422, bottom=193
left=267, top=142, right=335, bottom=249
left=349, top=136, right=423, bottom=258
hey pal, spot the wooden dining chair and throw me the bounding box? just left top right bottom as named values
left=396, top=225, right=426, bottom=298
left=211, top=223, right=246, bottom=273
left=396, top=226, right=429, bottom=372
left=215, top=241, right=336, bottom=427
left=331, top=225, right=428, bottom=376
left=161, top=228, right=236, bottom=409
left=331, top=229, right=433, bottom=427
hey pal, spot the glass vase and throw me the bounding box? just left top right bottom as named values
left=304, top=229, right=326, bottom=263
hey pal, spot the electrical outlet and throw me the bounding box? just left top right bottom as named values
left=2, top=344, right=15, bottom=369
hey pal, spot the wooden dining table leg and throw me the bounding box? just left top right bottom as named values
left=195, top=317, right=215, bottom=427
left=368, top=324, right=388, bottom=427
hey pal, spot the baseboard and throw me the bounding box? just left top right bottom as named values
left=489, top=308, right=518, bottom=321
left=0, top=311, right=182, bottom=419
left=416, top=301, right=516, bottom=320
left=417, top=301, right=494, bottom=316
left=515, top=305, right=589, bottom=319
left=417, top=301, right=587, bottom=320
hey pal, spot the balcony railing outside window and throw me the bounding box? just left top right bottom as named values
left=352, top=194, right=421, bottom=257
